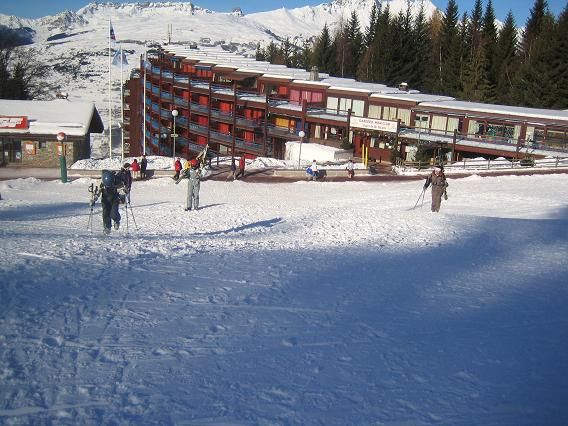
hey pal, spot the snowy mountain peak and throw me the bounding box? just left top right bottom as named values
left=77, top=1, right=211, bottom=18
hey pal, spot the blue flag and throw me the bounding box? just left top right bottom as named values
left=112, top=49, right=128, bottom=66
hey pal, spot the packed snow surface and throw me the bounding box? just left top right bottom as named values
left=1, top=173, right=568, bottom=424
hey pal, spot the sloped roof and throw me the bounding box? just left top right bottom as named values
left=0, top=99, right=104, bottom=136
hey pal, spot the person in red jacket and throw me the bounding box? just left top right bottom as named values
left=235, top=155, right=246, bottom=179
left=130, top=158, right=141, bottom=180
left=173, top=157, right=182, bottom=180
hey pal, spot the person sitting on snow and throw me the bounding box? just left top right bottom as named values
left=306, top=160, right=319, bottom=181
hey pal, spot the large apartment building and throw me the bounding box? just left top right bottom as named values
left=124, top=46, right=568, bottom=163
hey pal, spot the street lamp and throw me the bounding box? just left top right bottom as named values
left=171, top=109, right=178, bottom=158
left=298, top=130, right=305, bottom=169
left=56, top=132, right=67, bottom=183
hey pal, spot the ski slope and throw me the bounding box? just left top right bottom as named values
left=1, top=173, right=568, bottom=424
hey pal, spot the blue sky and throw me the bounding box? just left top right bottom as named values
left=0, top=0, right=566, bottom=26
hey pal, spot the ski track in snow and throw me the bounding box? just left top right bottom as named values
left=1, top=175, right=568, bottom=424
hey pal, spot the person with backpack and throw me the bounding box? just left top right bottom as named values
left=423, top=165, right=448, bottom=212
left=91, top=169, right=129, bottom=234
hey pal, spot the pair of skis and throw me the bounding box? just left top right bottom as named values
left=175, top=144, right=209, bottom=184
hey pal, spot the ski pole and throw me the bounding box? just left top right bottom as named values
left=413, top=187, right=425, bottom=209
left=87, top=183, right=96, bottom=232
left=129, top=203, right=138, bottom=230
left=420, top=188, right=426, bottom=208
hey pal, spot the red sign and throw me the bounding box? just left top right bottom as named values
left=0, top=116, right=29, bottom=129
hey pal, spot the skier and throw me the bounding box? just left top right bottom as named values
left=423, top=165, right=448, bottom=212
left=185, top=159, right=201, bottom=211
left=91, top=169, right=129, bottom=234
left=118, top=163, right=133, bottom=204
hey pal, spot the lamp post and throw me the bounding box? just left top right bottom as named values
left=56, top=131, right=67, bottom=183
left=159, top=130, right=168, bottom=157
left=171, top=109, right=178, bottom=159
left=297, top=130, right=305, bottom=169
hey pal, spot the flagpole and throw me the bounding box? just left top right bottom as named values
left=108, top=17, right=113, bottom=160
left=120, top=43, right=125, bottom=164
left=143, top=45, right=147, bottom=156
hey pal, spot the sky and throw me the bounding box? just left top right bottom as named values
left=0, top=0, right=566, bottom=26
left=1, top=154, right=568, bottom=423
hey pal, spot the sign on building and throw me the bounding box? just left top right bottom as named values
left=350, top=117, right=398, bottom=133
left=0, top=116, right=29, bottom=129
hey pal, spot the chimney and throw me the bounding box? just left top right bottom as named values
left=309, top=66, right=319, bottom=81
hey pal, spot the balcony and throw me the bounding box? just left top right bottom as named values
left=189, top=102, right=210, bottom=115
left=189, top=123, right=209, bottom=136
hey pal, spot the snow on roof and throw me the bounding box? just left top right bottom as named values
left=419, top=100, right=568, bottom=122
left=371, top=92, right=455, bottom=102
left=0, top=99, right=100, bottom=136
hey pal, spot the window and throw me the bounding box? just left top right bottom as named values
left=447, top=117, right=459, bottom=133
left=382, top=106, right=397, bottom=121
left=368, top=104, right=381, bottom=119
left=397, top=108, right=411, bottom=126
left=327, top=96, right=338, bottom=113
left=431, top=115, right=447, bottom=132
left=351, top=100, right=364, bottom=117
left=415, top=114, right=429, bottom=129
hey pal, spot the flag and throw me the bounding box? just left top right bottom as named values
left=112, top=48, right=128, bottom=66
left=110, top=21, right=116, bottom=41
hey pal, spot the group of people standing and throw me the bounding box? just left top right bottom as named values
left=226, top=155, right=246, bottom=181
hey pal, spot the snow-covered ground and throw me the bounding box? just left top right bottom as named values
left=1, top=173, right=568, bottom=424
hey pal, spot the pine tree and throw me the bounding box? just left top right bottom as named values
left=494, top=11, right=519, bottom=104
left=520, top=0, right=550, bottom=63
left=439, top=0, right=463, bottom=96
left=481, top=0, right=499, bottom=102
left=370, top=4, right=393, bottom=83
left=365, top=3, right=378, bottom=47
left=345, top=11, right=364, bottom=79
left=313, top=23, right=335, bottom=74
left=255, top=43, right=265, bottom=61
left=513, top=12, right=556, bottom=107
left=410, top=2, right=431, bottom=91
left=424, top=9, right=444, bottom=93
left=548, top=5, right=568, bottom=108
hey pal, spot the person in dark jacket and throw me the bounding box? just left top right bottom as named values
left=91, top=169, right=129, bottom=234
left=140, top=154, right=148, bottom=179
left=423, top=166, right=448, bottom=212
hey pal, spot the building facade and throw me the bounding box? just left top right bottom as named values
left=123, top=46, right=568, bottom=163
left=0, top=99, right=104, bottom=167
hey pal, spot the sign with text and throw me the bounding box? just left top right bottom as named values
left=350, top=117, right=398, bottom=133
left=0, top=116, right=29, bottom=130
